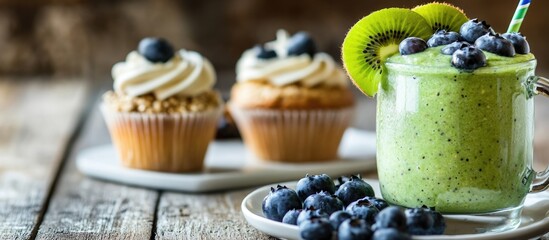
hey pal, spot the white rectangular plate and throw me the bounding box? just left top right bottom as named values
left=76, top=128, right=376, bottom=192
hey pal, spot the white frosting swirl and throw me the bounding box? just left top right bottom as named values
left=236, top=30, right=348, bottom=87
left=112, top=49, right=216, bottom=100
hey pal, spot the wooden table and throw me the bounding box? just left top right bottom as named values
left=1, top=77, right=549, bottom=239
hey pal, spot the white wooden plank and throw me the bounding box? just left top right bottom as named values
left=35, top=94, right=158, bottom=240
left=0, top=78, right=88, bottom=239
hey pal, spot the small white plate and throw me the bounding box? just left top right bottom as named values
left=241, top=180, right=549, bottom=240
left=76, top=128, right=376, bottom=192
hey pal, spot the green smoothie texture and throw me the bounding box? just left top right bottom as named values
left=377, top=47, right=536, bottom=213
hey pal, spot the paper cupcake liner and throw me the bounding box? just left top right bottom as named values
left=229, top=104, right=355, bottom=163
left=100, top=104, right=222, bottom=172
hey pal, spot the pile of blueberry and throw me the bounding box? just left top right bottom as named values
left=399, top=18, right=530, bottom=70
left=262, top=174, right=446, bottom=240
left=255, top=31, right=317, bottom=59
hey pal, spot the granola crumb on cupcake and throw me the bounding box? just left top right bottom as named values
left=102, top=90, right=219, bottom=113
left=101, top=37, right=222, bottom=172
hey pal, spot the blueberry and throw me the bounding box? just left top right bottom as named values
left=138, top=37, right=175, bottom=63
left=287, top=31, right=317, bottom=57
left=399, top=37, right=428, bottom=55
left=254, top=44, right=277, bottom=59
left=372, top=206, right=407, bottom=232
left=282, top=209, right=302, bottom=225
left=262, top=185, right=302, bottom=222
left=338, top=218, right=373, bottom=240
left=430, top=210, right=446, bottom=235
left=346, top=198, right=379, bottom=225
left=215, top=108, right=241, bottom=139
left=451, top=46, right=487, bottom=70
left=427, top=30, right=461, bottom=47
left=303, top=191, right=345, bottom=216
left=405, top=207, right=435, bottom=235
left=372, top=228, right=412, bottom=240
left=335, top=175, right=352, bottom=190
left=297, top=207, right=329, bottom=226
left=459, top=18, right=495, bottom=43
left=296, top=174, right=336, bottom=201
left=502, top=33, right=530, bottom=54
left=441, top=41, right=471, bottom=55
left=329, top=210, right=353, bottom=230
left=299, top=217, right=333, bottom=240
left=475, top=33, right=515, bottom=57
left=364, top=197, right=390, bottom=211
left=335, top=176, right=375, bottom=206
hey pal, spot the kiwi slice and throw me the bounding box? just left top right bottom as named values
left=342, top=8, right=432, bottom=96
left=413, top=2, right=469, bottom=32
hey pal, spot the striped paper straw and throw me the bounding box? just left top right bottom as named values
left=507, top=0, right=531, bottom=33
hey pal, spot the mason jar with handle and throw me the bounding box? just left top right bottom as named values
left=376, top=57, right=549, bottom=233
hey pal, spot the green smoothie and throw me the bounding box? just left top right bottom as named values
left=377, top=47, right=537, bottom=213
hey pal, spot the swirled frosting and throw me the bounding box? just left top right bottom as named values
left=112, top=49, right=216, bottom=100
left=236, top=30, right=348, bottom=87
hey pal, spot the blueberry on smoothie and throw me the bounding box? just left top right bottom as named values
left=299, top=217, right=333, bottom=240
left=427, top=30, right=461, bottom=47
left=303, top=191, right=345, bottom=215
left=338, top=218, right=373, bottom=240
left=287, top=32, right=317, bottom=57
left=399, top=37, right=428, bottom=55
left=475, top=33, right=515, bottom=57
left=451, top=46, right=486, bottom=70
left=262, top=185, right=302, bottom=222
left=441, top=41, right=471, bottom=55
left=296, top=174, right=336, bottom=201
left=459, top=18, right=495, bottom=43
left=502, top=32, right=530, bottom=54
left=138, top=37, right=175, bottom=63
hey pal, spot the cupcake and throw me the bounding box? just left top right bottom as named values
left=229, top=30, right=355, bottom=163
left=101, top=38, right=222, bottom=172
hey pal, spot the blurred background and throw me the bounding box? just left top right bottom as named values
left=0, top=0, right=547, bottom=80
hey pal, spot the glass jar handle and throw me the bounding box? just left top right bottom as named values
left=531, top=76, right=549, bottom=192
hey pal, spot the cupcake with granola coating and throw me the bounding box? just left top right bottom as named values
left=229, top=30, right=355, bottom=162
left=102, top=37, right=222, bottom=172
